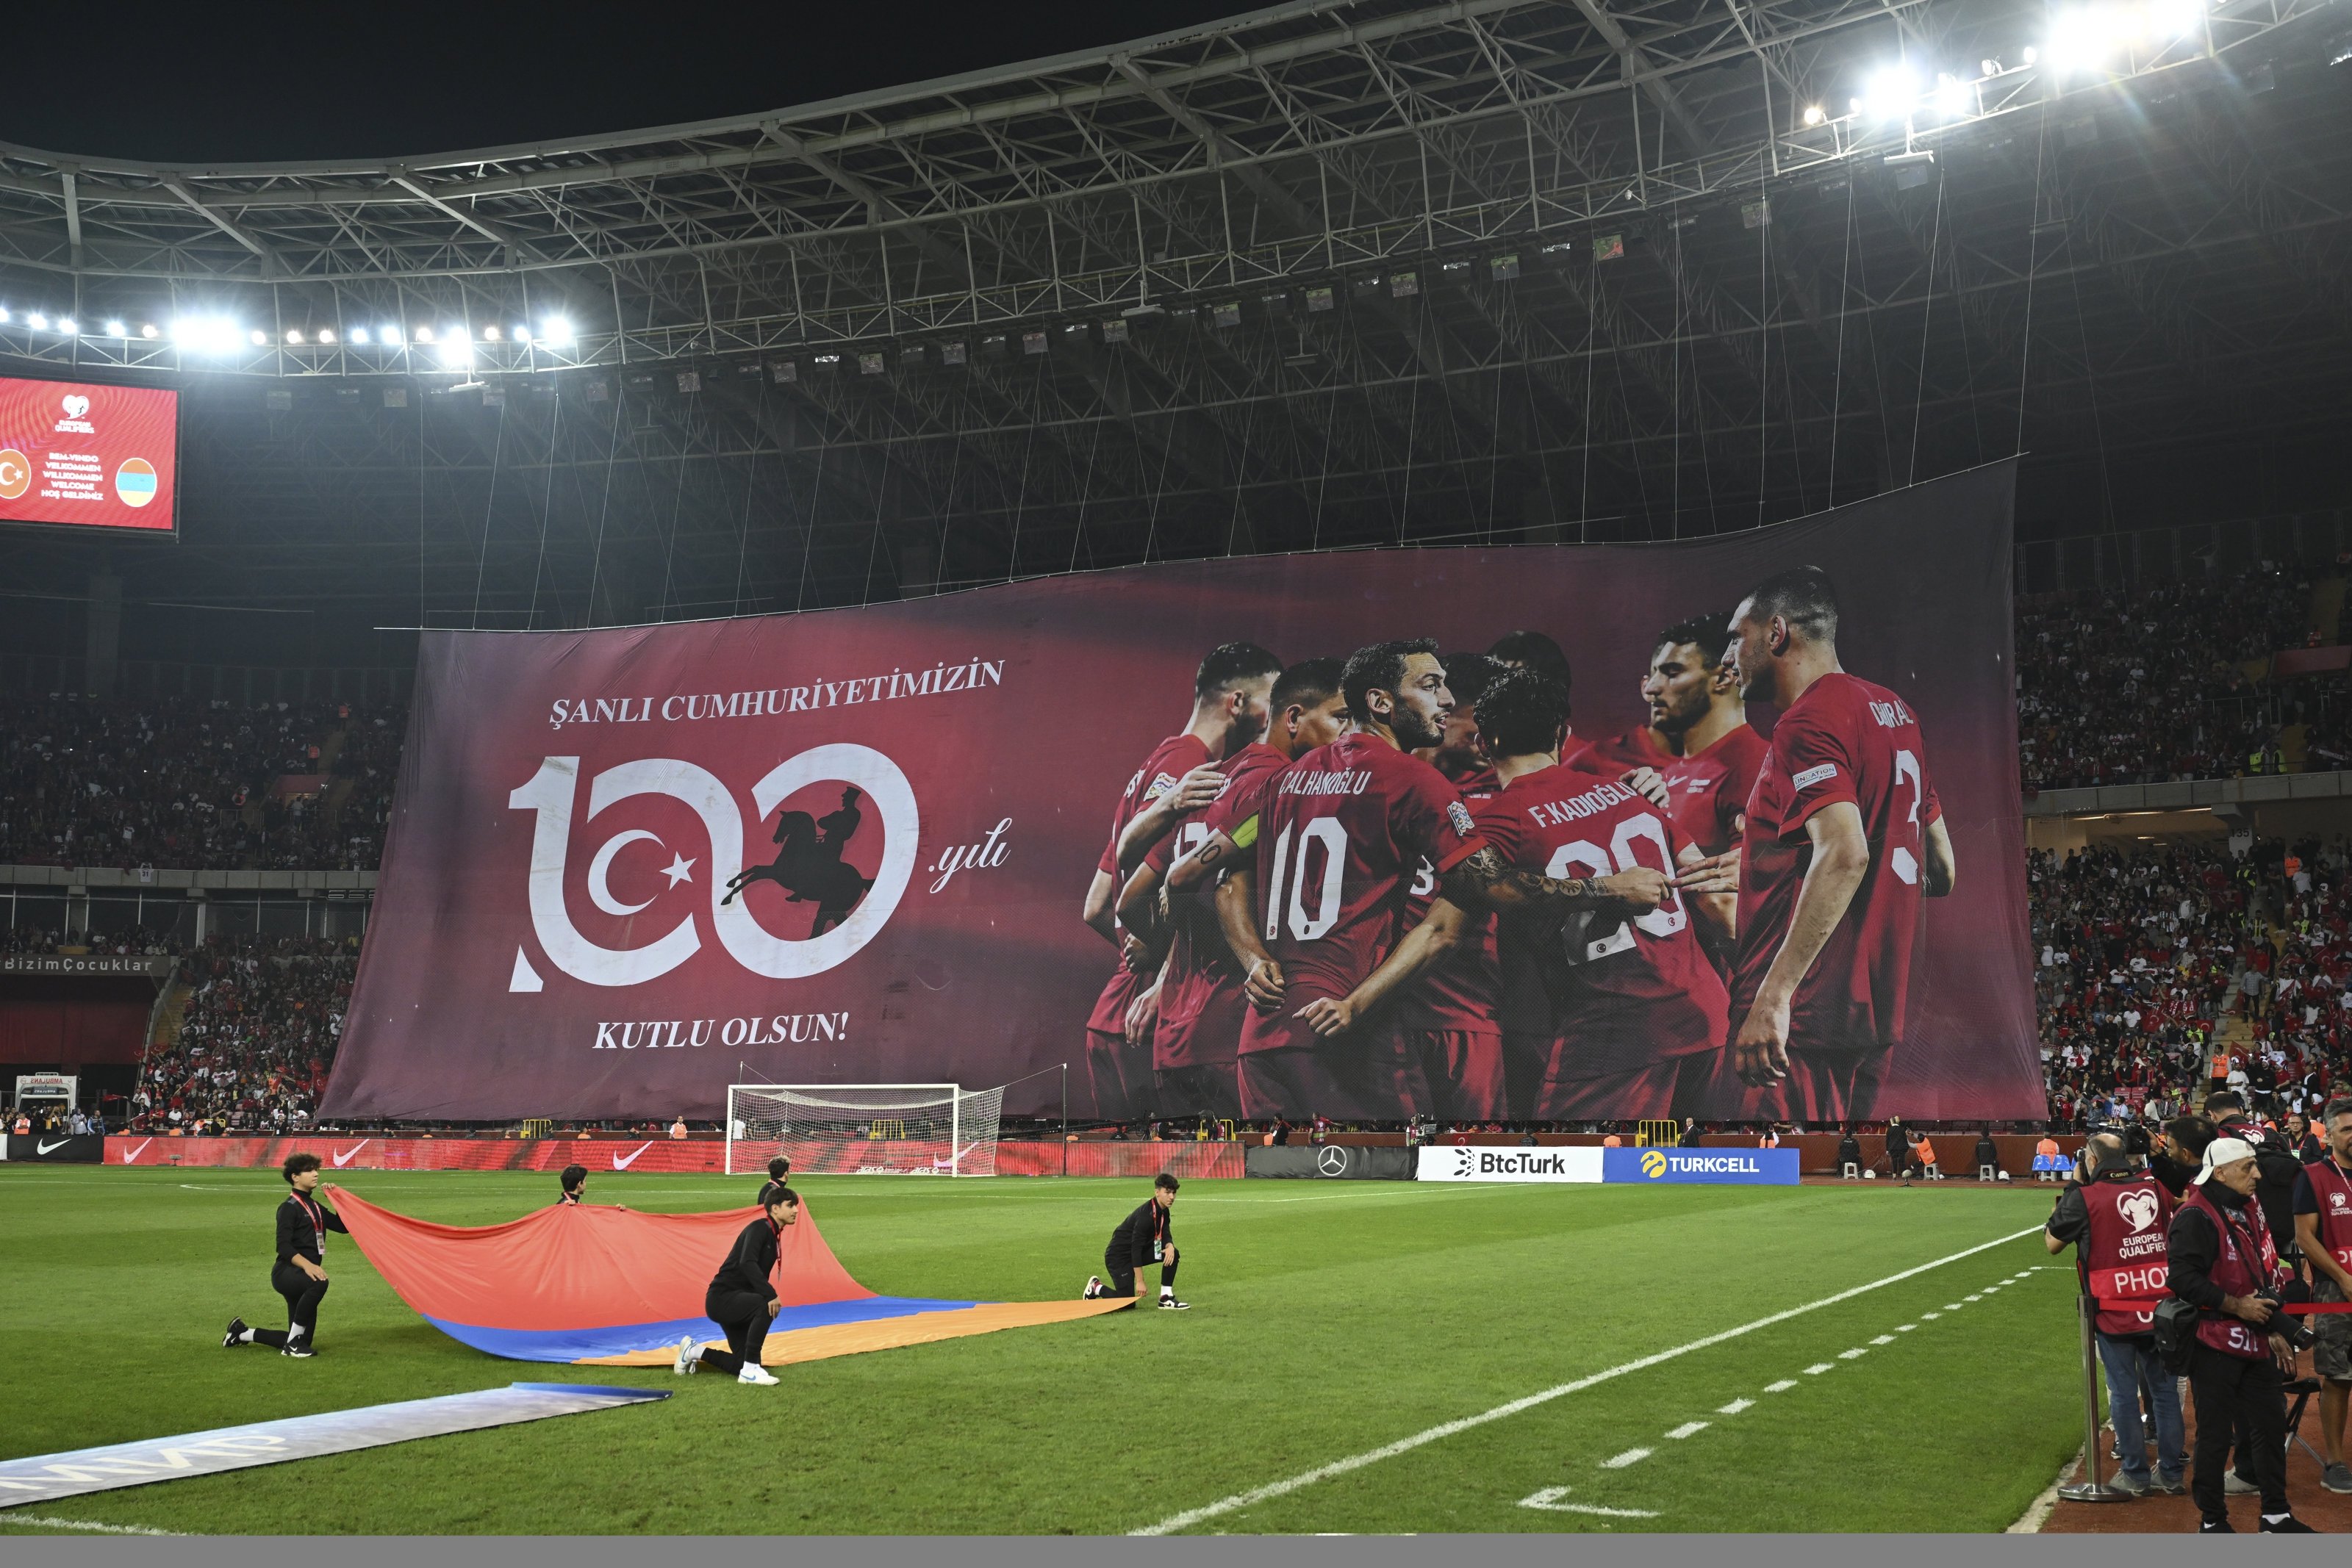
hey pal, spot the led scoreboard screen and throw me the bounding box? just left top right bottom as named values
left=0, top=375, right=180, bottom=534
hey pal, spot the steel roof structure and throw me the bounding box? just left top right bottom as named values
left=0, top=0, right=2345, bottom=642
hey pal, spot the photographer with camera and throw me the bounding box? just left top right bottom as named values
left=2292, top=1096, right=2352, bottom=1494
left=2045, top=1132, right=2186, bottom=1496
left=2165, top=1136, right=2315, bottom=1532
left=2205, top=1090, right=2305, bottom=1269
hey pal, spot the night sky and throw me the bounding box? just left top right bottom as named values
left=0, top=0, right=1255, bottom=164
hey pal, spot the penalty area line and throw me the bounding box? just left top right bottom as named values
left=1130, top=1223, right=2045, bottom=1536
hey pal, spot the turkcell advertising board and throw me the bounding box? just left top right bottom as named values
left=329, top=462, right=2034, bottom=1123
left=1602, top=1147, right=1799, bottom=1184
left=0, top=375, right=179, bottom=533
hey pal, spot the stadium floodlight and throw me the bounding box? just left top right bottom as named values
left=2043, top=10, right=2124, bottom=73
left=512, top=323, right=531, bottom=344
left=104, top=319, right=126, bottom=337
left=248, top=328, right=268, bottom=345
left=481, top=325, right=501, bottom=341
left=2145, top=0, right=2204, bottom=40
left=171, top=317, right=242, bottom=354
left=318, top=328, right=336, bottom=344
left=415, top=326, right=435, bottom=343
left=2023, top=45, right=2040, bottom=63
left=140, top=323, right=159, bottom=339
left=542, top=317, right=574, bottom=346
left=285, top=329, right=304, bottom=345
left=57, top=317, right=77, bottom=335
left=348, top=326, right=370, bottom=345
left=1860, top=64, right=1924, bottom=121
left=438, top=334, right=475, bottom=369
left=27, top=312, right=48, bottom=330
left=1932, top=73, right=1975, bottom=118
left=1801, top=104, right=1827, bottom=126
left=0, top=307, right=10, bottom=324
left=381, top=325, right=401, bottom=345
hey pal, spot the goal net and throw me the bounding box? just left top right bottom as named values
left=725, top=1083, right=1005, bottom=1177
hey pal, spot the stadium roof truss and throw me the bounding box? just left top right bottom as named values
left=0, top=0, right=2345, bottom=622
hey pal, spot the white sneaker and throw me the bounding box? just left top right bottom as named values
left=673, top=1334, right=700, bottom=1375
left=737, top=1361, right=779, bottom=1386
left=1083, top=1275, right=1102, bottom=1299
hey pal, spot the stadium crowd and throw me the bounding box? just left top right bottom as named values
left=0, top=696, right=400, bottom=872
left=124, top=935, right=357, bottom=1135
left=2015, top=569, right=2326, bottom=790
left=2032, top=834, right=2352, bottom=1129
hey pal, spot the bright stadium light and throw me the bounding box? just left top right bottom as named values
left=286, top=328, right=304, bottom=345
left=348, top=326, right=370, bottom=345
left=542, top=316, right=575, bottom=346
left=481, top=325, right=500, bottom=341
left=140, top=323, right=159, bottom=339
left=57, top=317, right=77, bottom=335
left=2043, top=10, right=2124, bottom=73
left=512, top=323, right=531, bottom=344
left=248, top=328, right=268, bottom=346
left=0, top=307, right=11, bottom=324
left=28, top=312, right=48, bottom=330
left=415, top=326, right=434, bottom=343
left=381, top=326, right=401, bottom=345
left=1932, top=73, right=1975, bottom=118
left=1860, top=63, right=1924, bottom=121
left=317, top=328, right=336, bottom=344
left=1801, top=103, right=1827, bottom=126
left=438, top=334, right=475, bottom=369
left=104, top=319, right=126, bottom=337
left=2145, top=0, right=2204, bottom=39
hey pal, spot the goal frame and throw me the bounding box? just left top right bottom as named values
left=726, top=1082, right=972, bottom=1176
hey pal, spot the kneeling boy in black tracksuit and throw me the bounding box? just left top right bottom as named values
left=1086, top=1172, right=1188, bottom=1309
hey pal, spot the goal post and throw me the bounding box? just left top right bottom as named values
left=725, top=1082, right=1005, bottom=1177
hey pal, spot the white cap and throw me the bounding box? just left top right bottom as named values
left=2193, top=1136, right=2257, bottom=1184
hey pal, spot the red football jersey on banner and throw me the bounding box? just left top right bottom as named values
left=1403, top=761, right=1502, bottom=1036
left=1475, top=765, right=1727, bottom=1079
left=1732, top=672, right=1942, bottom=1054
left=1567, top=724, right=1765, bottom=856
left=1086, top=733, right=1212, bottom=1035
left=1236, top=733, right=1483, bottom=1055
left=1145, top=742, right=1288, bottom=1070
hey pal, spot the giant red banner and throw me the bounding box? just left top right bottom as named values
left=0, top=375, right=179, bottom=532
left=326, top=461, right=2037, bottom=1123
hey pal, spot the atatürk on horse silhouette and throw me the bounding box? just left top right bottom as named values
left=721, top=786, right=872, bottom=935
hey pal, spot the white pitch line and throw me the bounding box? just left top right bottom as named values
left=1763, top=1380, right=1799, bottom=1394
left=1803, top=1363, right=1835, bottom=1375
left=1717, top=1398, right=1754, bottom=1414
left=1665, top=1422, right=1710, bottom=1440
left=1920, top=1312, right=1942, bottom=1320
left=1, top=1517, right=181, bottom=1536
left=1895, top=1323, right=1918, bottom=1331
left=1519, top=1487, right=1659, bottom=1518
left=1870, top=1335, right=1896, bottom=1345
left=1132, top=1223, right=2045, bottom=1535
left=1837, top=1348, right=1869, bottom=1359
left=1602, top=1448, right=1654, bottom=1468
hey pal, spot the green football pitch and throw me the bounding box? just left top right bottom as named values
left=1, top=1168, right=2084, bottom=1535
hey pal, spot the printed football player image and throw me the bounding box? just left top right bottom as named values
left=1209, top=639, right=1667, bottom=1121
left=1467, top=668, right=1734, bottom=1121
left=1682, top=566, right=1957, bottom=1123
left=1401, top=652, right=1507, bottom=1121
left=1566, top=612, right=1765, bottom=863
left=1115, top=658, right=1350, bottom=1120
left=1078, top=642, right=1283, bottom=1121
